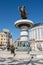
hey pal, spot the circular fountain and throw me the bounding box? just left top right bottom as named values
left=15, top=19, right=33, bottom=51
left=14, top=6, right=34, bottom=51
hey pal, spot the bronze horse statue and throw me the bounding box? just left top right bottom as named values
left=18, top=6, right=28, bottom=19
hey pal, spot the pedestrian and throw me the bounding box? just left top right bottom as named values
left=10, top=45, right=15, bottom=56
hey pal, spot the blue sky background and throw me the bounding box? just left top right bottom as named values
left=0, top=0, right=43, bottom=41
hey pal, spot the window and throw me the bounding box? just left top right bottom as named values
left=4, top=39, right=5, bottom=40
left=1, top=38, right=3, bottom=40
left=1, top=35, right=3, bottom=37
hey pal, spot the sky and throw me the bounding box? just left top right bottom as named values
left=0, top=0, right=43, bottom=41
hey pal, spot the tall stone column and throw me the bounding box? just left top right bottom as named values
left=15, top=20, right=33, bottom=51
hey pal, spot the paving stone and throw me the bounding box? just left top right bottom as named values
left=0, top=50, right=43, bottom=65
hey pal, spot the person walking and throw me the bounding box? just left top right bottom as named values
left=10, top=45, right=15, bottom=56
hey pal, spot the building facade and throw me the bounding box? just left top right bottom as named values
left=0, top=29, right=12, bottom=49
left=13, top=39, right=19, bottom=48
left=29, top=22, right=43, bottom=51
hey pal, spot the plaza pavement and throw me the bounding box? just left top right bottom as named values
left=0, top=57, right=43, bottom=65
left=0, top=50, right=43, bottom=65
